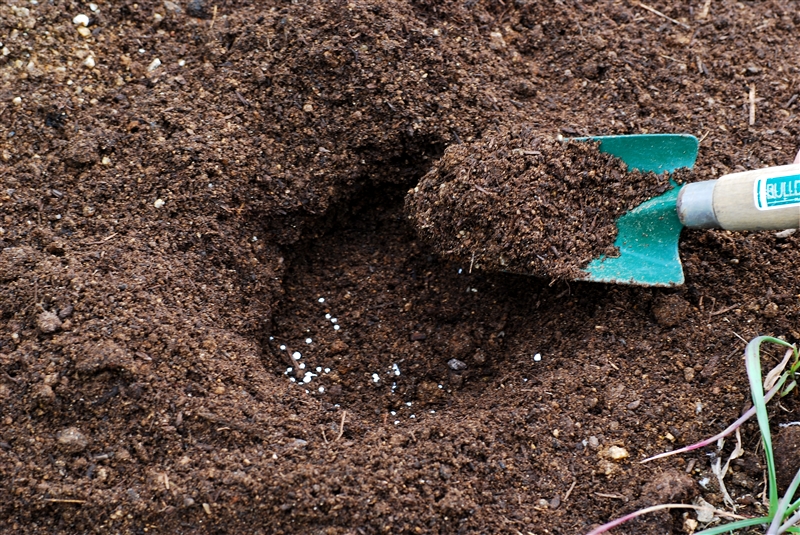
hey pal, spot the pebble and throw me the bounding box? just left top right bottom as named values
left=447, top=358, right=467, bottom=371
left=588, top=436, right=600, bottom=448
left=147, top=58, right=162, bottom=72
left=57, top=427, right=89, bottom=453
left=605, top=445, right=629, bottom=461
left=154, top=199, right=165, bottom=208
left=12, top=96, right=22, bottom=106
left=683, top=367, right=695, bottom=382
left=83, top=56, right=96, bottom=69
left=73, top=14, right=90, bottom=26
left=533, top=353, right=542, bottom=362
left=37, top=310, right=62, bottom=333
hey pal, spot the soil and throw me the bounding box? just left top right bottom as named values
left=405, top=133, right=675, bottom=280
left=3, top=0, right=800, bottom=534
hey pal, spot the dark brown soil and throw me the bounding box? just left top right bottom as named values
left=405, top=132, right=673, bottom=280
left=3, top=0, right=800, bottom=534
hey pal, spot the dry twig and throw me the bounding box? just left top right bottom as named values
left=637, top=2, right=691, bottom=29
left=336, top=410, right=347, bottom=441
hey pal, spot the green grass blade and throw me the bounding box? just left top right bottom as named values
left=769, top=469, right=800, bottom=534
left=745, top=336, right=795, bottom=513
left=695, top=517, right=770, bottom=534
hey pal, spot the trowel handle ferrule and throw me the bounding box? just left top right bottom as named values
left=677, top=164, right=800, bottom=231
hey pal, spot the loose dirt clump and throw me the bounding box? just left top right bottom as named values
left=405, top=130, right=673, bottom=279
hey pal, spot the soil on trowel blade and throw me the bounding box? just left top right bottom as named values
left=406, top=130, right=674, bottom=280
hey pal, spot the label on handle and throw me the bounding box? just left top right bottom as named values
left=754, top=174, right=800, bottom=210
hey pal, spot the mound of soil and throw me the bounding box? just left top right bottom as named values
left=3, top=0, right=800, bottom=534
left=405, top=131, right=674, bottom=280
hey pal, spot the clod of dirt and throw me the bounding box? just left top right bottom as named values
left=652, top=294, right=691, bottom=327
left=186, top=0, right=210, bottom=18
left=617, top=470, right=697, bottom=535
left=32, top=384, right=56, bottom=408
left=63, top=136, right=99, bottom=167
left=405, top=128, right=674, bottom=280
left=56, top=427, right=89, bottom=453
left=773, top=425, right=800, bottom=493
left=36, top=311, right=62, bottom=334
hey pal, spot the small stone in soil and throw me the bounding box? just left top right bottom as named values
left=57, top=427, right=89, bottom=453
left=605, top=446, right=629, bottom=460
left=37, top=311, right=62, bottom=333
left=447, top=358, right=467, bottom=371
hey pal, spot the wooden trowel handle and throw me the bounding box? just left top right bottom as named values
left=677, top=164, right=800, bottom=230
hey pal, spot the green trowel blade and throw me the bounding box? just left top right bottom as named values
left=579, top=134, right=699, bottom=286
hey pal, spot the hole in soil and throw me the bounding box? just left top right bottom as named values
left=262, top=174, right=672, bottom=424
left=265, top=182, right=528, bottom=417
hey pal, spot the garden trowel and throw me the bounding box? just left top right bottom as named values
left=579, top=134, right=800, bottom=286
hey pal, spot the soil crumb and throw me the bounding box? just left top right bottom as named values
left=405, top=128, right=674, bottom=279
